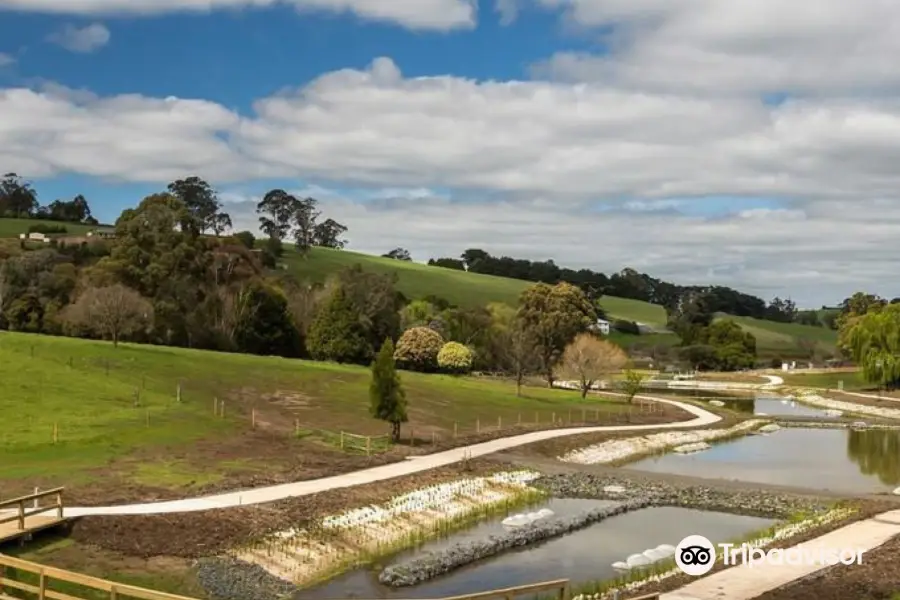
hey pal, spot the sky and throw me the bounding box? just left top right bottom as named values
left=1, top=1, right=898, bottom=308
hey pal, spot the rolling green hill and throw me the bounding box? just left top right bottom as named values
left=0, top=218, right=97, bottom=237
left=284, top=247, right=670, bottom=326
left=0, top=218, right=837, bottom=358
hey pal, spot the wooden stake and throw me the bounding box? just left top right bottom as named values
left=453, top=422, right=458, bottom=438
left=213, top=397, right=218, bottom=415
left=497, top=416, right=502, bottom=429
left=295, top=419, right=300, bottom=436
left=476, top=418, right=480, bottom=433
left=366, top=436, right=371, bottom=456
left=251, top=409, right=257, bottom=429
left=176, top=383, right=182, bottom=403
left=552, top=411, right=556, bottom=424
left=535, top=411, right=539, bottom=423
left=52, top=423, right=58, bottom=444
left=517, top=412, right=521, bottom=425
left=431, top=431, right=436, bottom=446
left=340, top=431, right=345, bottom=449
left=220, top=401, right=225, bottom=418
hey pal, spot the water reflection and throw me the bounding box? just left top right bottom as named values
left=295, top=507, right=772, bottom=599
left=847, top=429, right=900, bottom=486
left=626, top=428, right=896, bottom=493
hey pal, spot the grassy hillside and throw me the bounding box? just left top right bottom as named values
left=285, top=247, right=670, bottom=326
left=719, top=314, right=838, bottom=358
left=0, top=218, right=97, bottom=237
left=0, top=331, right=642, bottom=496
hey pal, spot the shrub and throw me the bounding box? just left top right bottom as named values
left=437, top=342, right=474, bottom=374
left=307, top=287, right=373, bottom=364
left=394, top=326, right=444, bottom=372
left=770, top=356, right=783, bottom=369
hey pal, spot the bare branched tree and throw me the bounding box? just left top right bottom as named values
left=556, top=333, right=629, bottom=398
left=65, top=284, right=153, bottom=347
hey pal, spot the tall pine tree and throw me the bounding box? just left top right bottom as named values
left=369, top=337, right=407, bottom=442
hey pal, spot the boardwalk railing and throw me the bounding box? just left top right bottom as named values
left=0, top=556, right=660, bottom=600
left=0, top=489, right=64, bottom=534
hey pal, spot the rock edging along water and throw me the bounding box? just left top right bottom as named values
left=377, top=475, right=827, bottom=587
left=196, top=557, right=296, bottom=600
left=378, top=499, right=649, bottom=587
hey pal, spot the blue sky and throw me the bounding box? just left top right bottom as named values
left=1, top=0, right=899, bottom=305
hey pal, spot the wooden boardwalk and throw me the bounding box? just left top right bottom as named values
left=0, top=488, right=66, bottom=545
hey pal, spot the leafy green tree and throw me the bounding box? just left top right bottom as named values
left=0, top=173, right=38, bottom=217
left=437, top=342, right=474, bottom=374
left=369, top=338, right=407, bottom=442
left=256, top=189, right=298, bottom=241
left=485, top=303, right=538, bottom=395
left=332, top=265, right=402, bottom=350
left=167, top=176, right=231, bottom=235
left=400, top=299, right=439, bottom=331
left=517, top=282, right=596, bottom=385
left=394, top=326, right=444, bottom=372
left=698, top=319, right=757, bottom=371
left=845, top=303, right=900, bottom=389
left=621, top=369, right=646, bottom=403
left=837, top=292, right=887, bottom=356
left=233, top=281, right=302, bottom=357
left=666, top=289, right=714, bottom=345
left=234, top=231, right=256, bottom=249
left=292, top=196, right=320, bottom=253
left=313, top=218, right=348, bottom=249
left=306, top=286, right=373, bottom=364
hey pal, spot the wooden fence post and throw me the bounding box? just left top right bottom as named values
left=214, top=397, right=218, bottom=415
left=432, top=431, right=436, bottom=446
left=17, top=502, right=25, bottom=530
left=294, top=419, right=300, bottom=436
left=497, top=416, right=502, bottom=429
left=56, top=491, right=63, bottom=519
left=39, top=568, right=47, bottom=600
left=220, top=401, right=225, bottom=418
left=340, top=431, right=345, bottom=449
left=552, top=411, right=556, bottom=424
left=476, top=418, right=480, bottom=433
left=251, top=409, right=257, bottom=429
left=176, top=383, right=182, bottom=403
left=366, top=436, right=372, bottom=456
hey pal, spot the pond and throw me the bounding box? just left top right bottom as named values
left=626, top=428, right=900, bottom=493
left=701, top=395, right=837, bottom=418
left=295, top=501, right=773, bottom=599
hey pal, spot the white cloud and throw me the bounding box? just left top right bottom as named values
left=0, top=0, right=476, bottom=31
left=46, top=23, right=110, bottom=53
left=2, top=34, right=900, bottom=303
left=495, top=0, right=519, bottom=25
left=530, top=0, right=900, bottom=95
left=0, top=52, right=14, bottom=66
left=220, top=188, right=900, bottom=307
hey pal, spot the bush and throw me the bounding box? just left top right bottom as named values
left=437, top=342, right=474, bottom=374
left=27, top=223, right=68, bottom=234
left=234, top=231, right=256, bottom=249
left=307, top=287, right=373, bottom=364
left=394, top=326, right=444, bottom=372
left=770, top=356, right=783, bottom=369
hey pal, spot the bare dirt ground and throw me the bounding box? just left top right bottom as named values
left=67, top=458, right=517, bottom=558
left=753, top=534, right=900, bottom=600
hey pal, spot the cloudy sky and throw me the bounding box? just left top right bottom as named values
left=0, top=0, right=897, bottom=307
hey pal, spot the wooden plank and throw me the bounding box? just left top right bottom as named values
left=0, top=516, right=66, bottom=544
left=0, top=489, right=64, bottom=510
left=440, top=579, right=570, bottom=600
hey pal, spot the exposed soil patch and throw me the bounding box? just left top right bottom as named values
left=753, top=533, right=900, bottom=600
left=68, top=458, right=516, bottom=558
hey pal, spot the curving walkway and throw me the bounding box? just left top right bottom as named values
left=8, top=394, right=721, bottom=518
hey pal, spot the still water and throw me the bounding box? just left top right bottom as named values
left=627, top=428, right=900, bottom=493
left=295, top=503, right=773, bottom=599
left=704, top=395, right=836, bottom=418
